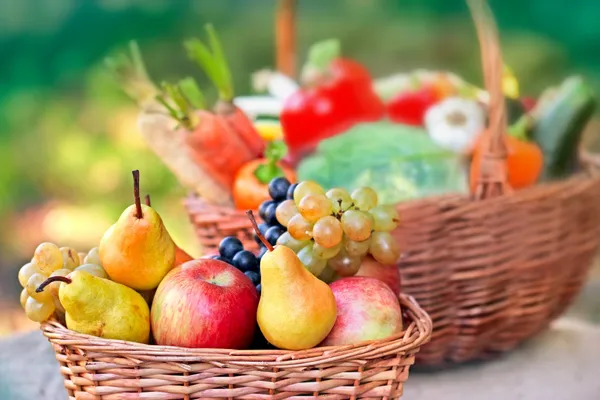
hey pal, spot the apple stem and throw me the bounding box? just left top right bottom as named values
left=246, top=210, right=273, bottom=251
left=36, top=276, right=72, bottom=293
left=132, top=170, right=143, bottom=219
left=145, top=194, right=151, bottom=206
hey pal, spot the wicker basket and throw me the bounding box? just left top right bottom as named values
left=183, top=0, right=600, bottom=368
left=40, top=294, right=431, bottom=399
left=184, top=192, right=259, bottom=254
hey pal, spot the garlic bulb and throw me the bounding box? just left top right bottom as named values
left=424, top=97, right=486, bottom=154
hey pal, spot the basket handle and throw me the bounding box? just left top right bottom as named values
left=275, top=0, right=297, bottom=78
left=468, top=0, right=512, bottom=199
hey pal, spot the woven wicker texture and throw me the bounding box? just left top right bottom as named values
left=184, top=193, right=260, bottom=254
left=394, top=173, right=600, bottom=365
left=40, top=294, right=431, bottom=400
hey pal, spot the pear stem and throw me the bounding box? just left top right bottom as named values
left=246, top=210, right=273, bottom=251
left=145, top=194, right=151, bottom=206
left=132, top=170, right=143, bottom=219
left=36, top=276, right=72, bottom=293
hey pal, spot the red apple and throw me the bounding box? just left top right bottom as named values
left=321, top=276, right=403, bottom=346
left=151, top=259, right=259, bottom=349
left=354, top=255, right=401, bottom=294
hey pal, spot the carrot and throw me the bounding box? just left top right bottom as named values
left=216, top=101, right=265, bottom=157
left=185, top=110, right=255, bottom=190
left=106, top=42, right=233, bottom=205
left=186, top=24, right=265, bottom=157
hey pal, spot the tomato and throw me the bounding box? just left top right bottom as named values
left=232, top=159, right=296, bottom=210
left=386, top=86, right=441, bottom=126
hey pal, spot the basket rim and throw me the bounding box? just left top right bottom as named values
left=40, top=293, right=432, bottom=368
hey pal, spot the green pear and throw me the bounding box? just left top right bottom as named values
left=37, top=270, right=150, bottom=343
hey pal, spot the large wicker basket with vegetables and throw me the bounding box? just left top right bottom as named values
left=110, top=0, right=600, bottom=367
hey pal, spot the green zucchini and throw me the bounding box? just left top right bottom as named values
left=530, top=76, right=596, bottom=180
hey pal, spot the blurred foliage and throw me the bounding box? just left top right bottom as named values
left=1, top=0, right=600, bottom=299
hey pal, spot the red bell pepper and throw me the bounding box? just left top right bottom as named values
left=280, top=39, right=385, bottom=164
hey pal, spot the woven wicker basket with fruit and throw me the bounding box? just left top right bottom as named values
left=18, top=168, right=431, bottom=398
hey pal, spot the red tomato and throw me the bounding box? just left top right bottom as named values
left=386, top=86, right=441, bottom=126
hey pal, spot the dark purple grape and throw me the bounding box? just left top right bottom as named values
left=218, top=237, right=243, bottom=260
left=269, top=177, right=291, bottom=201
left=259, top=200, right=275, bottom=221
left=256, top=283, right=262, bottom=294
left=232, top=250, right=259, bottom=272
left=265, top=226, right=285, bottom=246
left=244, top=270, right=261, bottom=285
left=263, top=202, right=279, bottom=226
left=286, top=183, right=298, bottom=200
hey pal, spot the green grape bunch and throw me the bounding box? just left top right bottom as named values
left=17, top=243, right=110, bottom=323
left=275, top=180, right=401, bottom=279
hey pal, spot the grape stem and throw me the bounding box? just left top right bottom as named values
left=246, top=210, right=274, bottom=251
left=36, top=276, right=72, bottom=293
left=132, top=170, right=143, bottom=219
left=145, top=194, right=151, bottom=207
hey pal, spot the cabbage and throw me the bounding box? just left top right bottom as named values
left=296, top=121, right=468, bottom=205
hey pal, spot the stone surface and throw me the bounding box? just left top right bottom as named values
left=1, top=319, right=600, bottom=400
left=0, top=330, right=67, bottom=400
left=404, top=318, right=600, bottom=399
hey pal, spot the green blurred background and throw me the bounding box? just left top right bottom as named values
left=2, top=0, right=600, bottom=325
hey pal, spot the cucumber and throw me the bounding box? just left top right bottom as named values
left=505, top=97, right=526, bottom=125
left=530, top=76, right=596, bottom=180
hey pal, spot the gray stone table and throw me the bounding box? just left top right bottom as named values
left=1, top=317, right=599, bottom=400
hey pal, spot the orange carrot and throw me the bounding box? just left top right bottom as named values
left=215, top=101, right=265, bottom=157
left=185, top=110, right=255, bottom=190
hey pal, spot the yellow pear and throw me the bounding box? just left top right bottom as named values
left=249, top=211, right=337, bottom=350
left=36, top=270, right=150, bottom=343
left=99, top=170, right=175, bottom=290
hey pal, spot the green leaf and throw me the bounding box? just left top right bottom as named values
left=205, top=24, right=234, bottom=101
left=265, top=140, right=287, bottom=162
left=104, top=41, right=158, bottom=104
left=178, top=77, right=205, bottom=110
left=253, top=140, right=288, bottom=184
left=161, top=82, right=189, bottom=115
left=307, top=39, right=341, bottom=71
left=155, top=94, right=184, bottom=122
left=184, top=25, right=234, bottom=102
left=129, top=41, right=149, bottom=80
left=254, top=163, right=284, bottom=184
left=185, top=39, right=220, bottom=87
